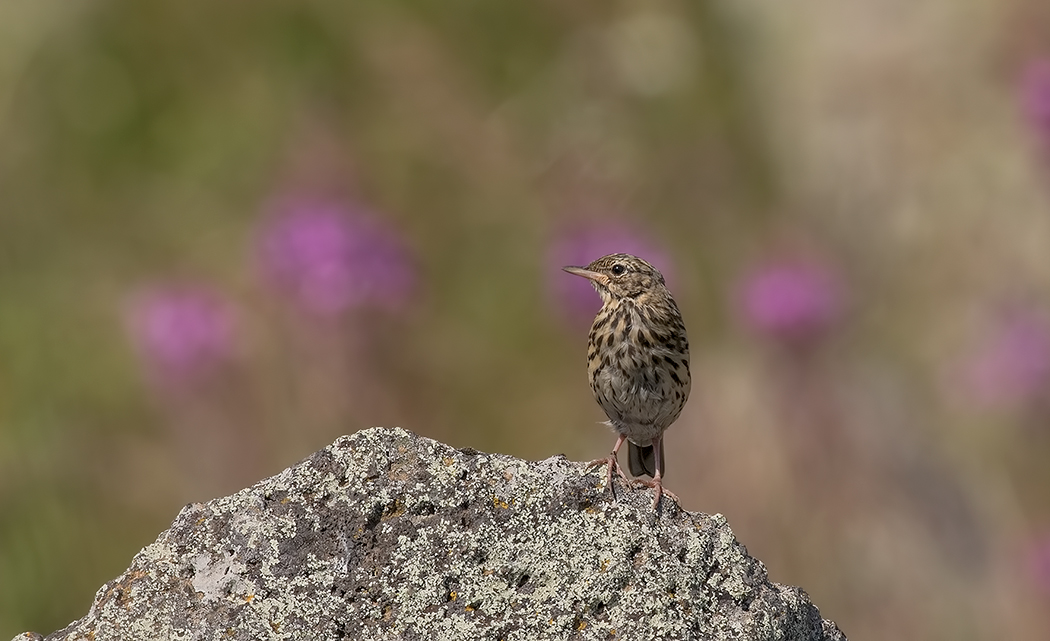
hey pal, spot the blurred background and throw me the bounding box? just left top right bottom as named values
left=2, top=0, right=1050, bottom=637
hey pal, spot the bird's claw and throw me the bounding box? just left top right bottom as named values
left=631, top=477, right=678, bottom=509
left=587, top=455, right=630, bottom=495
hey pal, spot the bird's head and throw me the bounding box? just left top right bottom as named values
left=562, top=253, right=668, bottom=304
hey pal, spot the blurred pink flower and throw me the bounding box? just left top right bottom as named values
left=1021, top=57, right=1050, bottom=153
left=257, top=198, right=415, bottom=316
left=962, top=308, right=1050, bottom=409
left=125, top=285, right=237, bottom=385
left=735, top=256, right=845, bottom=343
left=548, top=224, right=674, bottom=323
left=1028, top=534, right=1050, bottom=595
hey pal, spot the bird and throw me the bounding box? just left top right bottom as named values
left=563, top=253, right=691, bottom=508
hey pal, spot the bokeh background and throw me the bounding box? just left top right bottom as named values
left=3, top=0, right=1050, bottom=638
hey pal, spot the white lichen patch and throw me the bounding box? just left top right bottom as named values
left=189, top=551, right=253, bottom=604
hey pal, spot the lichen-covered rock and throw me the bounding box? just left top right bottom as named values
left=24, top=427, right=845, bottom=641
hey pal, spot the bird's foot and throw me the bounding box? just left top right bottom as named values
left=631, top=476, right=678, bottom=509
left=587, top=455, right=631, bottom=494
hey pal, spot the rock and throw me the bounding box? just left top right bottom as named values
left=21, top=427, right=846, bottom=641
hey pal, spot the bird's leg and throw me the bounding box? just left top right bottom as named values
left=587, top=433, right=631, bottom=493
left=631, top=435, right=679, bottom=509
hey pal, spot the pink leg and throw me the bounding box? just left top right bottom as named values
left=631, top=434, right=679, bottom=509
left=587, top=434, right=631, bottom=493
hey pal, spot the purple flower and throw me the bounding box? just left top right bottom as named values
left=548, top=224, right=675, bottom=322
left=125, top=285, right=237, bottom=385
left=736, top=256, right=844, bottom=343
left=1028, top=534, right=1050, bottom=595
left=1021, top=57, right=1050, bottom=153
left=962, top=308, right=1050, bottom=409
left=256, top=198, right=415, bottom=316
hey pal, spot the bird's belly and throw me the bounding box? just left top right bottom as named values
left=590, top=359, right=686, bottom=443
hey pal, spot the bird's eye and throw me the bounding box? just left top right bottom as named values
left=610, top=264, right=626, bottom=276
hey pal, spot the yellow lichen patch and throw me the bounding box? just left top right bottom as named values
left=243, top=593, right=255, bottom=603
left=381, top=499, right=407, bottom=520
left=465, top=604, right=475, bottom=612
left=599, top=559, right=610, bottom=572
left=100, top=569, right=149, bottom=609
left=576, top=620, right=588, bottom=630
left=492, top=496, right=509, bottom=509
left=269, top=620, right=281, bottom=633
left=195, top=516, right=207, bottom=526
left=280, top=497, right=291, bottom=505
left=450, top=591, right=457, bottom=601
left=442, top=457, right=454, bottom=466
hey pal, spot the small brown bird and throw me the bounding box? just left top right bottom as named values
left=563, top=253, right=691, bottom=508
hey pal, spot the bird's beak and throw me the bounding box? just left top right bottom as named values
left=562, top=266, right=608, bottom=285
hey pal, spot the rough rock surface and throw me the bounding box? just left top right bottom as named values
left=23, top=427, right=846, bottom=641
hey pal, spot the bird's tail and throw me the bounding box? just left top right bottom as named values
left=628, top=440, right=662, bottom=478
